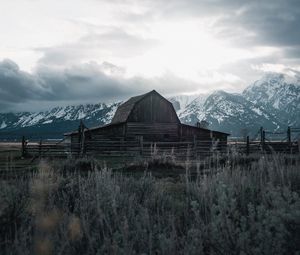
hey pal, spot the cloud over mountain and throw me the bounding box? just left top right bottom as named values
left=0, top=59, right=138, bottom=111
left=0, top=59, right=207, bottom=112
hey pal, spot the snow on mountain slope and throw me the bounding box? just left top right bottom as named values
left=200, top=90, right=283, bottom=135
left=176, top=94, right=208, bottom=124
left=168, top=94, right=200, bottom=111
left=0, top=102, right=120, bottom=131
left=177, top=73, right=300, bottom=135
left=0, top=121, right=7, bottom=129
left=243, top=73, right=300, bottom=126
left=0, top=72, right=299, bottom=138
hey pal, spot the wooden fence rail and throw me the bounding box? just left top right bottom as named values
left=23, top=139, right=228, bottom=160
left=21, top=138, right=300, bottom=160
left=19, top=125, right=300, bottom=160
left=231, top=140, right=300, bottom=155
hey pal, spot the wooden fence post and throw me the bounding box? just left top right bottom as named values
left=21, top=136, right=26, bottom=158
left=246, top=136, right=250, bottom=155
left=287, top=126, right=291, bottom=143
left=78, top=120, right=85, bottom=157
left=139, top=136, right=143, bottom=156
left=260, top=127, right=265, bottom=151
left=81, top=130, right=85, bottom=158
left=39, top=139, right=42, bottom=158
left=78, top=124, right=81, bottom=157
left=262, top=130, right=265, bottom=151
left=287, top=126, right=292, bottom=154
left=193, top=135, right=197, bottom=159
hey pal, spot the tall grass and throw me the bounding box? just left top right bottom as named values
left=0, top=155, right=299, bottom=254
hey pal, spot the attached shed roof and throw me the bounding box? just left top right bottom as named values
left=180, top=123, right=230, bottom=136
left=64, top=122, right=125, bottom=136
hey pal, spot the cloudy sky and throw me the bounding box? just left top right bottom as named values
left=1, top=0, right=300, bottom=112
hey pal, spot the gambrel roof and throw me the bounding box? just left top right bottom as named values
left=110, top=90, right=179, bottom=124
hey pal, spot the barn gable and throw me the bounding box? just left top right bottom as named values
left=111, top=90, right=180, bottom=124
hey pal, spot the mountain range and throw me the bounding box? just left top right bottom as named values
left=0, top=73, right=299, bottom=140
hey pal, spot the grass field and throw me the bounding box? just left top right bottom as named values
left=0, top=147, right=299, bottom=254
left=0, top=142, right=299, bottom=254
left=0, top=143, right=38, bottom=178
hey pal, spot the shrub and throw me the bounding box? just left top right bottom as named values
left=0, top=155, right=299, bottom=254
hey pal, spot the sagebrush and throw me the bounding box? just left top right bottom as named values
left=0, top=154, right=299, bottom=254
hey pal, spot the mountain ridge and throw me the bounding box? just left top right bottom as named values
left=1, top=72, right=299, bottom=139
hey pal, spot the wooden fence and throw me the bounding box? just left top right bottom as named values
left=22, top=138, right=228, bottom=161
left=19, top=125, right=300, bottom=160
left=231, top=140, right=300, bottom=155
left=230, top=126, right=300, bottom=155
left=22, top=138, right=300, bottom=161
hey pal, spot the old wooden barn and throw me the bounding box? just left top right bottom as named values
left=65, top=90, right=229, bottom=157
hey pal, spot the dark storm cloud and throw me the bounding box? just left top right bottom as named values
left=35, top=63, right=137, bottom=101
left=113, top=0, right=300, bottom=50
left=216, top=0, right=300, bottom=48
left=0, top=59, right=200, bottom=112
left=0, top=59, right=49, bottom=104
left=0, top=59, right=136, bottom=112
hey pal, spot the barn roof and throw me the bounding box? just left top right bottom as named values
left=111, top=90, right=155, bottom=124
left=64, top=122, right=125, bottom=136
left=180, top=123, right=230, bottom=136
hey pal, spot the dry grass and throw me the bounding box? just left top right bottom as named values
left=0, top=154, right=299, bottom=254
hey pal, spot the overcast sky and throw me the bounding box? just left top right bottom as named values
left=1, top=0, right=300, bottom=112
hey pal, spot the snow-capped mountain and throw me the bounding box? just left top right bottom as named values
left=0, top=103, right=120, bottom=139
left=0, top=72, right=299, bottom=139
left=0, top=103, right=119, bottom=129
left=168, top=94, right=201, bottom=111
left=176, top=73, right=300, bottom=136
left=243, top=73, right=300, bottom=126
left=195, top=90, right=284, bottom=135
left=176, top=94, right=208, bottom=124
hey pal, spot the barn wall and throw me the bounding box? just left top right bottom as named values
left=70, top=134, right=80, bottom=154
left=128, top=93, right=179, bottom=123
left=70, top=123, right=228, bottom=144
left=213, top=133, right=228, bottom=142
left=86, top=124, right=126, bottom=141
left=69, top=124, right=126, bottom=143
left=126, top=122, right=179, bottom=141
left=180, top=125, right=212, bottom=141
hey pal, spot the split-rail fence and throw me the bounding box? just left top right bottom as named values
left=18, top=126, right=300, bottom=160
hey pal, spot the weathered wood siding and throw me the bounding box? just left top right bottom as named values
left=180, top=125, right=227, bottom=140
left=127, top=92, right=179, bottom=123
left=180, top=125, right=212, bottom=141
left=126, top=122, right=179, bottom=141
left=179, top=124, right=227, bottom=151
left=87, top=123, right=126, bottom=141
left=71, top=124, right=126, bottom=141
